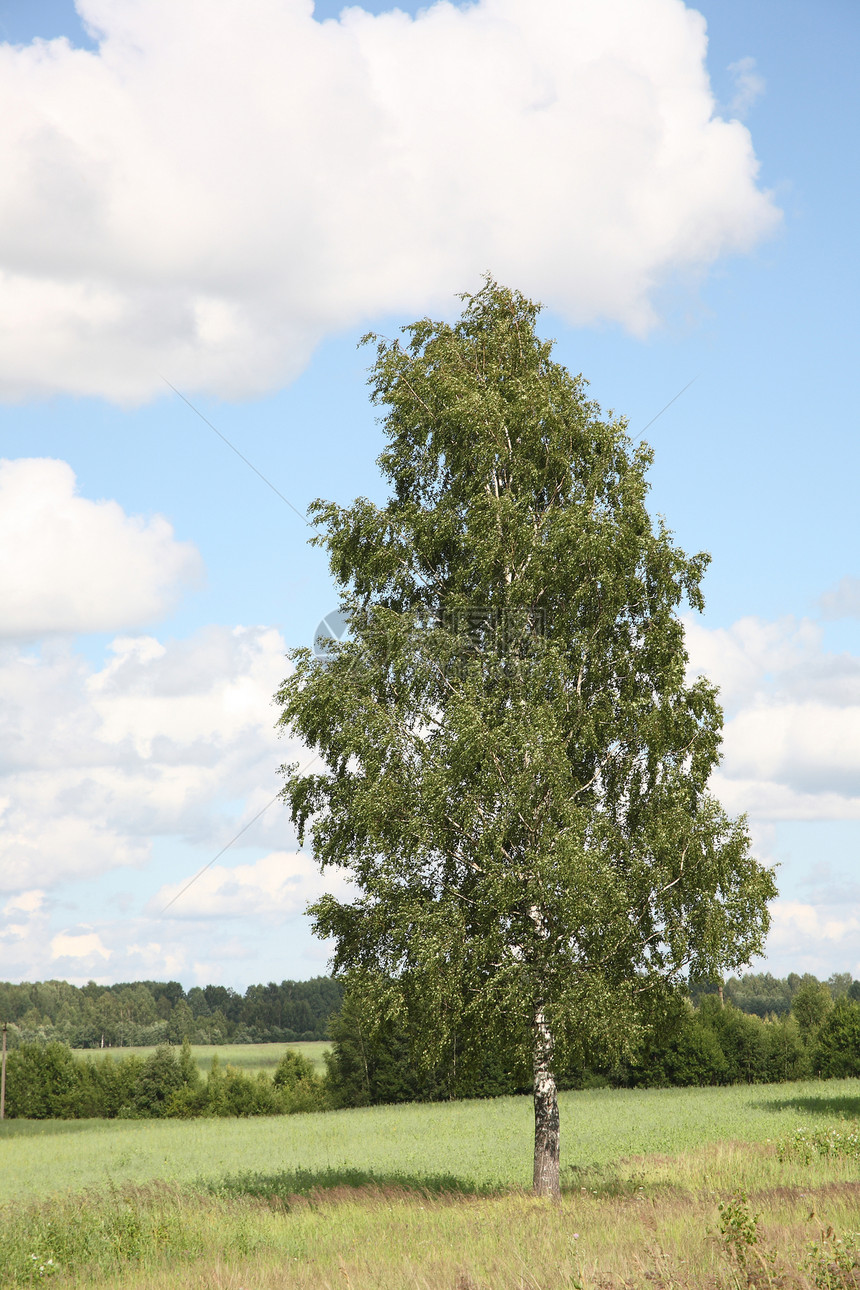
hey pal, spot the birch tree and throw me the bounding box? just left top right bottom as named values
left=275, top=280, right=776, bottom=1196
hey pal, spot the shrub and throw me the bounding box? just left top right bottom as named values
left=815, top=999, right=860, bottom=1078
left=765, top=1013, right=810, bottom=1082
left=701, top=999, right=770, bottom=1083
left=204, top=1058, right=285, bottom=1117
left=272, top=1050, right=329, bottom=1112
left=131, top=1045, right=195, bottom=1117
left=5, top=1042, right=80, bottom=1118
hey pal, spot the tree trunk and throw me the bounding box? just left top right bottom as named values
left=532, top=1003, right=560, bottom=1197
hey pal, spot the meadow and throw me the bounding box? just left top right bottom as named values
left=5, top=1080, right=860, bottom=1286
left=71, top=1041, right=330, bottom=1076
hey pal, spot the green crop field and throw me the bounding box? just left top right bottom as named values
left=5, top=1078, right=860, bottom=1204
left=71, top=1040, right=330, bottom=1076
left=5, top=1081, right=860, bottom=1287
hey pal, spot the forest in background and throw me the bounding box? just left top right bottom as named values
left=2, top=971, right=859, bottom=1051
left=0, top=976, right=343, bottom=1047
left=6, top=968, right=860, bottom=1118
left=327, top=972, right=860, bottom=1107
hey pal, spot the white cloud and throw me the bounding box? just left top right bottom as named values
left=0, top=894, right=339, bottom=986
left=819, top=576, right=860, bottom=620
left=0, top=0, right=779, bottom=402
left=3, top=888, right=44, bottom=916
left=762, top=899, right=860, bottom=978
left=686, top=613, right=860, bottom=820
left=727, top=56, right=765, bottom=120
left=684, top=614, right=822, bottom=710
left=51, top=929, right=111, bottom=961
left=0, top=624, right=295, bottom=892
left=0, top=458, right=202, bottom=637
left=151, top=850, right=354, bottom=921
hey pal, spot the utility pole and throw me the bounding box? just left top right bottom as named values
left=1, top=1022, right=7, bottom=1120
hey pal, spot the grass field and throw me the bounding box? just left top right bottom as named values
left=5, top=1080, right=860, bottom=1286
left=71, top=1041, right=330, bottom=1076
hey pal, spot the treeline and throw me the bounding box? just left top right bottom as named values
left=4, top=970, right=854, bottom=1052
left=4, top=1042, right=328, bottom=1120
left=0, top=976, right=343, bottom=1048
left=700, top=970, right=860, bottom=1018
left=323, top=975, right=860, bottom=1107
left=6, top=975, right=860, bottom=1119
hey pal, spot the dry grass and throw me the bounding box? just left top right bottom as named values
left=9, top=1141, right=860, bottom=1288
left=9, top=1080, right=860, bottom=1287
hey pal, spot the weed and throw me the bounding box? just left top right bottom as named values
left=806, top=1227, right=860, bottom=1290
left=778, top=1125, right=860, bottom=1166
left=717, top=1189, right=782, bottom=1288
left=719, top=1190, right=760, bottom=1267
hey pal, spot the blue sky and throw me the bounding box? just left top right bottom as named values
left=0, top=0, right=858, bottom=989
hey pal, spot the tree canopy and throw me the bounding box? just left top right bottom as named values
left=276, top=280, right=776, bottom=1195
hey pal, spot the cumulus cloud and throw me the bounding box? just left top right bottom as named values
left=0, top=624, right=295, bottom=892
left=150, top=850, right=354, bottom=921
left=819, top=576, right=860, bottom=620
left=0, top=889, right=339, bottom=985
left=763, top=899, right=860, bottom=978
left=727, top=56, right=765, bottom=120
left=0, top=0, right=779, bottom=402
left=686, top=613, right=860, bottom=820
left=50, top=929, right=111, bottom=961
left=0, top=457, right=202, bottom=637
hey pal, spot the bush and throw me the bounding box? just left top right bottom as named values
left=132, top=1045, right=190, bottom=1117
left=701, top=999, right=771, bottom=1083
left=204, top=1057, right=285, bottom=1116
left=5, top=1042, right=81, bottom=1118
left=815, top=999, right=860, bottom=1078
left=76, top=1052, right=144, bottom=1117
left=1, top=1038, right=331, bottom=1120
left=765, top=1014, right=810, bottom=1082
left=663, top=1017, right=730, bottom=1086
left=272, top=1050, right=329, bottom=1112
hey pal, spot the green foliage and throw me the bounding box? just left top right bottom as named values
left=271, top=1049, right=329, bottom=1112
left=202, top=1057, right=285, bottom=1117
left=5, top=1042, right=80, bottom=1118
left=700, top=997, right=772, bottom=1083
left=132, top=1045, right=189, bottom=1117
left=2, top=1039, right=328, bottom=1121
left=659, top=1012, right=730, bottom=1087
left=777, top=1124, right=860, bottom=1166
left=766, top=1012, right=811, bottom=1082
left=322, top=979, right=839, bottom=1106
left=805, top=1229, right=860, bottom=1289
left=816, top=999, right=860, bottom=1078
left=793, top=978, right=834, bottom=1039
left=718, top=1190, right=760, bottom=1272
left=0, top=975, right=342, bottom=1048
left=323, top=980, right=531, bottom=1108
left=277, top=279, right=776, bottom=1111
left=721, top=970, right=794, bottom=1017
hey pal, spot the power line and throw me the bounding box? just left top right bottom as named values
left=159, top=793, right=281, bottom=915
left=162, top=377, right=311, bottom=527
left=639, top=376, right=701, bottom=441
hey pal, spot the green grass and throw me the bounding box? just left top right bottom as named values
left=7, top=1081, right=860, bottom=1286
left=71, top=1040, right=330, bottom=1076
left=4, top=1078, right=860, bottom=1205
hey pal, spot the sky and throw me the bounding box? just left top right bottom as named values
left=0, top=0, right=858, bottom=991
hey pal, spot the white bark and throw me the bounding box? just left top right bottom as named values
left=532, top=1002, right=560, bottom=1197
